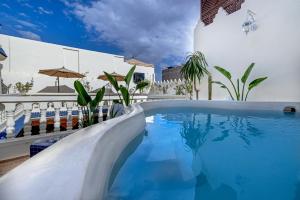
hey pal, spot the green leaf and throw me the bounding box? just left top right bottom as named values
left=212, top=81, right=234, bottom=100
left=237, top=79, right=240, bottom=100
left=180, top=51, right=208, bottom=84
left=136, top=81, right=149, bottom=91
left=124, top=65, right=136, bottom=86
left=120, top=86, right=130, bottom=106
left=212, top=81, right=224, bottom=85
left=241, top=63, right=255, bottom=83
left=77, top=95, right=87, bottom=106
left=90, top=86, right=105, bottom=110
left=248, top=77, right=268, bottom=91
left=74, top=80, right=91, bottom=106
left=104, top=72, right=119, bottom=91
left=214, top=66, right=239, bottom=99
left=214, top=66, right=232, bottom=80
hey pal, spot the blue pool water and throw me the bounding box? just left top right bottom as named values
left=107, top=108, right=300, bottom=200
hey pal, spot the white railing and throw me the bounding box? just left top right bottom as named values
left=0, top=94, right=185, bottom=161
left=0, top=93, right=149, bottom=140
left=0, top=110, right=6, bottom=122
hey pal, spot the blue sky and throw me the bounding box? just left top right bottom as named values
left=0, top=0, right=199, bottom=80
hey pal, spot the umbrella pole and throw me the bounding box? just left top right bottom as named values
left=57, top=77, right=60, bottom=93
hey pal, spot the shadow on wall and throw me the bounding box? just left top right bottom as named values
left=107, top=132, right=145, bottom=190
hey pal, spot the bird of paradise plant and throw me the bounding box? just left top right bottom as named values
left=213, top=63, right=267, bottom=101
left=74, top=81, right=105, bottom=126
left=104, top=65, right=150, bottom=106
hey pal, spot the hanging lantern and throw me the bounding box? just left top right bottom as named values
left=242, top=10, right=257, bottom=35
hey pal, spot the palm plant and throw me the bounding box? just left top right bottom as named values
left=104, top=65, right=150, bottom=106
left=14, top=81, right=33, bottom=95
left=180, top=113, right=212, bottom=155
left=184, top=81, right=193, bottom=100
left=213, top=63, right=267, bottom=101
left=181, top=51, right=210, bottom=100
left=74, top=80, right=105, bottom=126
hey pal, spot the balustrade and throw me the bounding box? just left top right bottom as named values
left=0, top=94, right=149, bottom=141
left=23, top=103, right=32, bottom=136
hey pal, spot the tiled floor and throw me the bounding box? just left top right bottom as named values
left=0, top=156, right=29, bottom=176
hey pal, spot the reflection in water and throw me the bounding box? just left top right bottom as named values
left=180, top=114, right=211, bottom=155
left=108, top=109, right=300, bottom=200
left=180, top=112, right=263, bottom=152
left=179, top=113, right=239, bottom=199
left=195, top=173, right=237, bottom=200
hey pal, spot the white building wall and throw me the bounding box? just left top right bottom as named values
left=0, top=34, right=155, bottom=93
left=194, top=0, right=300, bottom=102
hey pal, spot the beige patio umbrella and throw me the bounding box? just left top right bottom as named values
left=38, top=66, right=85, bottom=93
left=97, top=72, right=125, bottom=103
left=97, top=72, right=125, bottom=81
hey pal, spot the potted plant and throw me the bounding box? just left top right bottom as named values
left=213, top=63, right=268, bottom=101
left=74, top=81, right=105, bottom=127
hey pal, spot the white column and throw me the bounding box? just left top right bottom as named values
left=107, top=105, right=111, bottom=119
left=98, top=105, right=103, bottom=123
left=39, top=103, right=48, bottom=135
left=0, top=111, right=6, bottom=123
left=4, top=103, right=16, bottom=139
left=23, top=103, right=32, bottom=136
left=78, top=106, right=83, bottom=128
left=54, top=103, right=61, bottom=132
left=66, top=102, right=73, bottom=130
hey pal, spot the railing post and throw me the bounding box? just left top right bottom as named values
left=107, top=105, right=111, bottom=119
left=98, top=104, right=103, bottom=123
left=54, top=103, right=61, bottom=132
left=66, top=102, right=73, bottom=130
left=0, top=111, right=6, bottom=123
left=39, top=103, right=48, bottom=135
left=4, top=103, right=16, bottom=139
left=78, top=106, right=83, bottom=128
left=23, top=103, right=33, bottom=136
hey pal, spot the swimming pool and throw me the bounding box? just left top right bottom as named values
left=107, top=107, right=300, bottom=200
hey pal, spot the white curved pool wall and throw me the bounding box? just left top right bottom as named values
left=0, top=100, right=299, bottom=200
left=194, top=0, right=300, bottom=102
left=0, top=104, right=145, bottom=200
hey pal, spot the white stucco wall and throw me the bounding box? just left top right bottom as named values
left=0, top=34, right=155, bottom=93
left=194, top=0, right=300, bottom=102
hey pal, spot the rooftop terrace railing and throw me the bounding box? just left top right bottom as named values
left=0, top=93, right=149, bottom=139
left=0, top=94, right=186, bottom=139
left=0, top=93, right=186, bottom=160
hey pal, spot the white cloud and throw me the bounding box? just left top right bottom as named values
left=16, top=19, right=39, bottom=29
left=18, top=30, right=41, bottom=41
left=18, top=12, right=28, bottom=17
left=37, top=6, right=53, bottom=15
left=67, top=0, right=199, bottom=64
left=1, top=3, right=10, bottom=9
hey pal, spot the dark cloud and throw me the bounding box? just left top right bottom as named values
left=66, top=0, right=199, bottom=64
